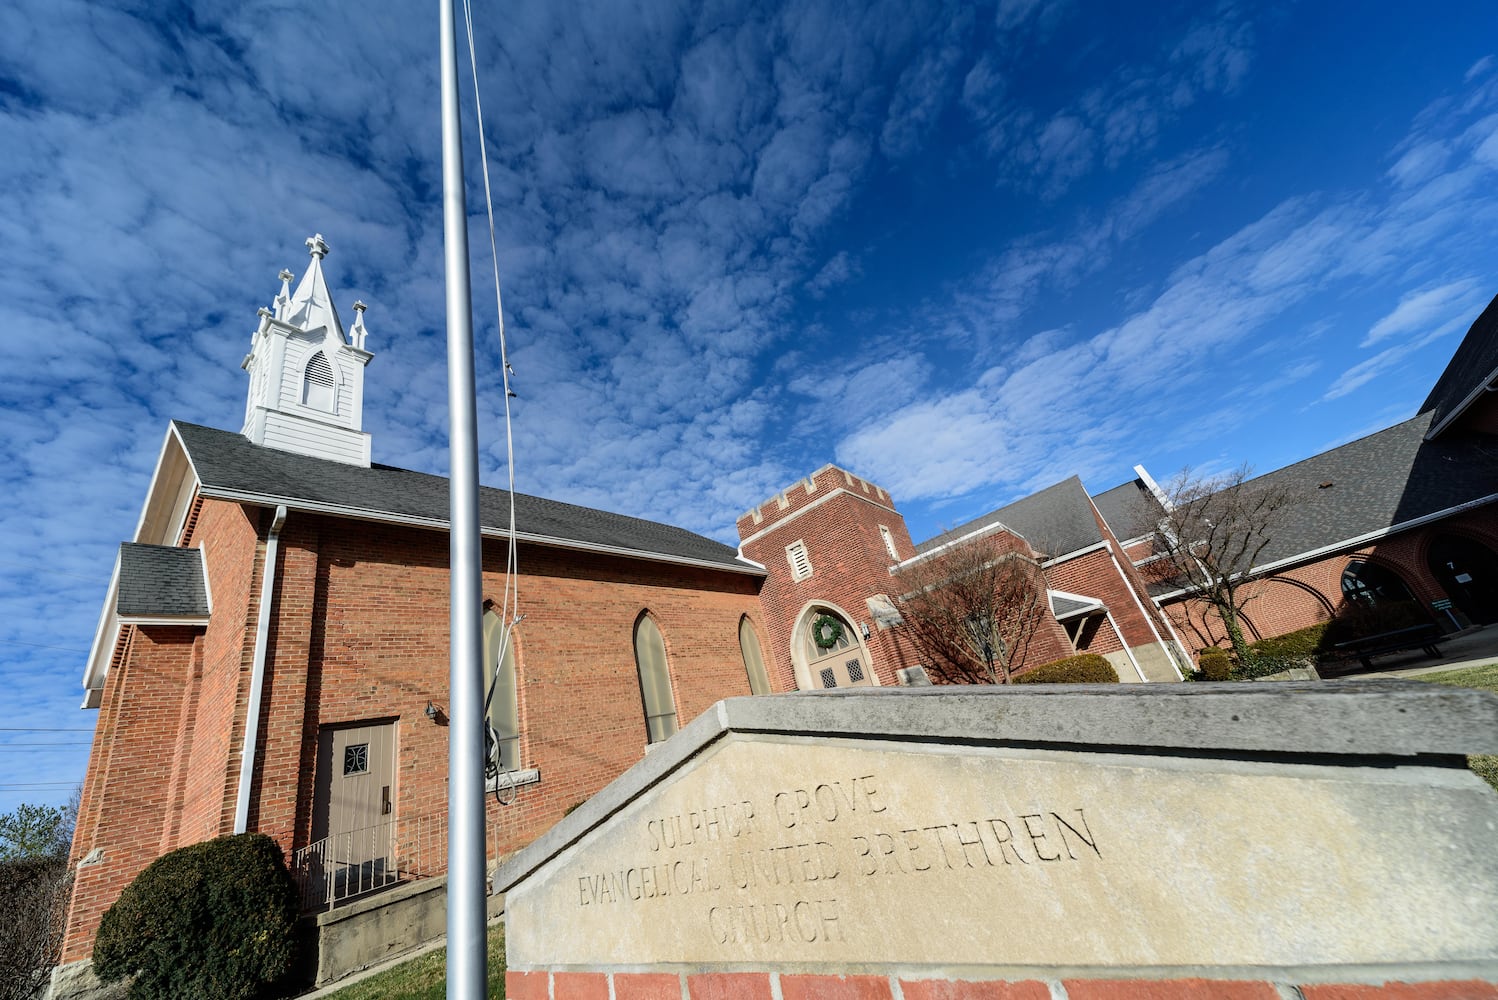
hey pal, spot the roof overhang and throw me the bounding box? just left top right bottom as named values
left=1048, top=588, right=1106, bottom=622
left=84, top=430, right=208, bottom=707
left=1425, top=366, right=1498, bottom=440
left=191, top=486, right=765, bottom=577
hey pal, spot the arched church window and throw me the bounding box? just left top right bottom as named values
left=302, top=352, right=337, bottom=412
left=634, top=613, right=677, bottom=743
left=1341, top=561, right=1414, bottom=607
left=481, top=605, right=520, bottom=772
left=739, top=616, right=771, bottom=695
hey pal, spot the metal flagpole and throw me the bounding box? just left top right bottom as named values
left=439, top=0, right=488, bottom=994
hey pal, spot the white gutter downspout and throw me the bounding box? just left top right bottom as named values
left=1108, top=546, right=1185, bottom=680
left=234, top=505, right=287, bottom=834
left=1104, top=609, right=1148, bottom=682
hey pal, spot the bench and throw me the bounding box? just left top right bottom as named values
left=1331, top=623, right=1445, bottom=671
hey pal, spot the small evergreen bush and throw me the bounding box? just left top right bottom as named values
left=1196, top=648, right=1233, bottom=681
left=1013, top=653, right=1119, bottom=684
left=93, top=833, right=298, bottom=1000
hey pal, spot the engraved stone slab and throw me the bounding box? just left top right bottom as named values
left=498, top=685, right=1498, bottom=976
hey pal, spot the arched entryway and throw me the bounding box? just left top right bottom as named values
left=1427, top=535, right=1498, bottom=625
left=793, top=603, right=875, bottom=690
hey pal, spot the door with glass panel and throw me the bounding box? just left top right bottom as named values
left=801, top=606, right=873, bottom=689
left=308, top=721, right=397, bottom=905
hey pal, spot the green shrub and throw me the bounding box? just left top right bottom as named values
left=1197, top=648, right=1233, bottom=681
left=1013, top=653, right=1119, bottom=684
left=1249, top=623, right=1327, bottom=661
left=93, top=833, right=298, bottom=1000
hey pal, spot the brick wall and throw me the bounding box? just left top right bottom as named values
left=60, top=627, right=203, bottom=962
left=738, top=467, right=916, bottom=689
left=511, top=970, right=1497, bottom=1000
left=737, top=466, right=1074, bottom=688
left=61, top=502, right=768, bottom=961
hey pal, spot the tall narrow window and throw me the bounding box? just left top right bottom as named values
left=786, top=540, right=813, bottom=581
left=634, top=613, right=677, bottom=743
left=739, top=616, right=771, bottom=695
left=481, top=607, right=520, bottom=771
left=302, top=351, right=336, bottom=411
left=879, top=525, right=899, bottom=561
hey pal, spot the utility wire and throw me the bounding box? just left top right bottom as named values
left=0, top=638, right=88, bottom=654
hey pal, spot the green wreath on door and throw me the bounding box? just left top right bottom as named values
left=811, top=613, right=845, bottom=649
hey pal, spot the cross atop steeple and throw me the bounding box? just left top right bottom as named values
left=305, top=233, right=331, bottom=259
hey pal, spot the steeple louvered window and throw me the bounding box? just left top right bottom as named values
left=302, top=352, right=336, bottom=412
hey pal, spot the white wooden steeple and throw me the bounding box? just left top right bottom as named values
left=241, top=235, right=374, bottom=467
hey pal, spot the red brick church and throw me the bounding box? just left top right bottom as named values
left=56, top=237, right=1498, bottom=981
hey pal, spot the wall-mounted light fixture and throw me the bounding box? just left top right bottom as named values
left=425, top=701, right=439, bottom=721
left=860, top=622, right=871, bottom=639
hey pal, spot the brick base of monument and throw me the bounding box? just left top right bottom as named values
left=509, top=971, right=1498, bottom=1000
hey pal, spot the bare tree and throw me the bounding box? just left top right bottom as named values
left=0, top=799, right=75, bottom=1000
left=895, top=530, right=1051, bottom=684
left=1138, top=465, right=1294, bottom=668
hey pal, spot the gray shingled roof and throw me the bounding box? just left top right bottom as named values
left=171, top=422, right=755, bottom=573
left=1420, top=289, right=1498, bottom=434
left=915, top=476, right=1103, bottom=559
left=1235, top=412, right=1498, bottom=565
left=1146, top=412, right=1498, bottom=595
left=1090, top=478, right=1158, bottom=541
left=117, top=543, right=209, bottom=617
left=1049, top=592, right=1102, bottom=620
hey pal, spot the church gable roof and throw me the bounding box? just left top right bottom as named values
left=171, top=421, right=757, bottom=574
left=1089, top=478, right=1157, bottom=541
left=915, top=475, right=1104, bottom=560
left=1420, top=289, right=1498, bottom=438
left=116, top=543, right=209, bottom=618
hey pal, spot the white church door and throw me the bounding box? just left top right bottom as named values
left=309, top=721, right=398, bottom=905
left=800, top=606, right=874, bottom=689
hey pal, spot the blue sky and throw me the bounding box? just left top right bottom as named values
left=2, top=0, right=1497, bottom=812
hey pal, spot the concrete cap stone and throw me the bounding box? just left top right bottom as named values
left=495, top=681, right=1498, bottom=894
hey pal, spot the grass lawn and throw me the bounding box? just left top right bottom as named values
left=317, top=922, right=506, bottom=1000
left=1412, top=662, right=1498, bottom=791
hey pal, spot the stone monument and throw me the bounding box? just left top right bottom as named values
left=497, top=682, right=1498, bottom=1000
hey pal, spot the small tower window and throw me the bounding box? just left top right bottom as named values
left=786, top=540, right=813, bottom=581
left=879, top=525, right=899, bottom=561
left=302, top=352, right=337, bottom=412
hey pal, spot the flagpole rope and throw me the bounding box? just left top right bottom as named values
left=460, top=0, right=524, bottom=804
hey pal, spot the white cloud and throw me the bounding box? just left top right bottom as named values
left=1362, top=279, right=1485, bottom=347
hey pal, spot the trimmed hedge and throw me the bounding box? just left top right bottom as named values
left=1196, top=648, right=1233, bottom=681
left=1249, top=623, right=1326, bottom=661
left=1013, top=653, right=1119, bottom=684
left=94, top=833, right=298, bottom=1000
